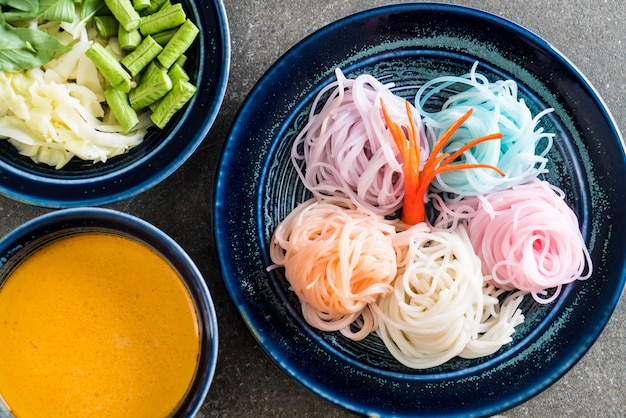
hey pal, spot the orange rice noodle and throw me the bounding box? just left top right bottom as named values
left=269, top=198, right=397, bottom=340
left=371, top=221, right=525, bottom=369
left=291, top=68, right=429, bottom=217
left=436, top=179, right=592, bottom=304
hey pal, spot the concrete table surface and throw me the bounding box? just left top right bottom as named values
left=0, top=1, right=623, bottom=417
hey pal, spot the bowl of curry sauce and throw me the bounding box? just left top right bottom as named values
left=0, top=208, right=218, bottom=417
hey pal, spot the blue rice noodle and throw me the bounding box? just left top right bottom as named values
left=414, top=62, right=554, bottom=199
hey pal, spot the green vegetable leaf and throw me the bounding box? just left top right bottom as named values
left=0, top=0, right=38, bottom=13
left=37, top=0, right=76, bottom=22
left=80, top=0, right=107, bottom=22
left=0, top=17, right=71, bottom=71
left=3, top=0, right=76, bottom=23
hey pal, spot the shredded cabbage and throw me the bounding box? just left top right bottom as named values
left=0, top=25, right=152, bottom=169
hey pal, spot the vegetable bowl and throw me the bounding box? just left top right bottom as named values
left=0, top=0, right=229, bottom=208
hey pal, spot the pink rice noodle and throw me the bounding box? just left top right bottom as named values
left=437, top=179, right=592, bottom=303
left=291, top=68, right=429, bottom=217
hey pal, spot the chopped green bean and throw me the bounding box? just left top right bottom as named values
left=167, top=62, right=189, bottom=85
left=104, top=87, right=139, bottom=132
left=174, top=54, right=187, bottom=67
left=139, top=3, right=185, bottom=36
left=151, top=27, right=177, bottom=46
left=132, top=0, right=150, bottom=10
left=157, top=19, right=198, bottom=68
left=158, top=0, right=172, bottom=11
left=94, top=16, right=119, bottom=39
left=118, top=26, right=142, bottom=52
left=85, top=42, right=133, bottom=93
left=141, top=0, right=168, bottom=15
left=104, top=0, right=141, bottom=31
left=150, top=80, right=196, bottom=128
left=129, top=67, right=172, bottom=110
left=121, top=35, right=163, bottom=76
left=148, top=98, right=162, bottom=112
left=140, top=60, right=164, bottom=82
left=94, top=1, right=199, bottom=131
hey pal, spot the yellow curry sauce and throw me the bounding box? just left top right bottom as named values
left=0, top=233, right=200, bottom=417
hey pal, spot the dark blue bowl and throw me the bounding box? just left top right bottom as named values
left=0, top=207, right=219, bottom=417
left=0, top=0, right=230, bottom=208
left=215, top=3, right=626, bottom=417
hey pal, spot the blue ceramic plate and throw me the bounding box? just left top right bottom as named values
left=214, top=4, right=626, bottom=416
left=0, top=0, right=230, bottom=208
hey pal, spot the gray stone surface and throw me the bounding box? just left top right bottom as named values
left=0, top=1, right=623, bottom=417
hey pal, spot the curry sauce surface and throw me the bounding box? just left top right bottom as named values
left=0, top=233, right=200, bottom=417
